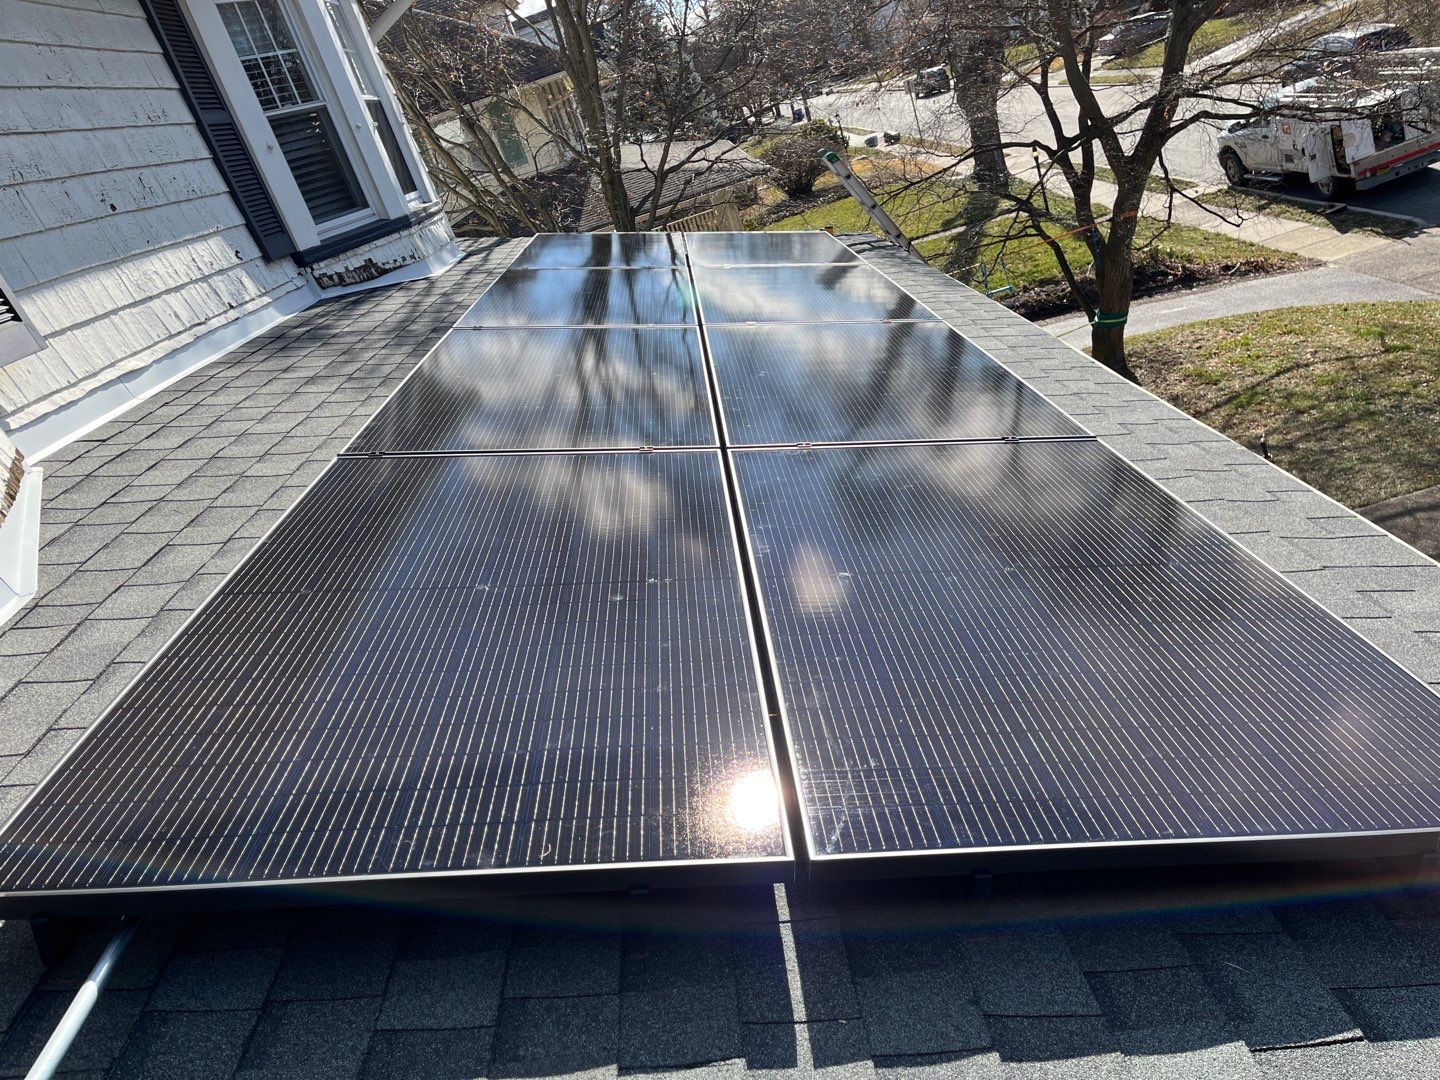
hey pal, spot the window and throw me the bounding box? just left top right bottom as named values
left=0, top=272, right=46, bottom=367
left=484, top=103, right=529, bottom=169
left=219, top=0, right=365, bottom=223
left=322, top=0, right=417, bottom=194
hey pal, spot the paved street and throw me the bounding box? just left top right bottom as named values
left=813, top=79, right=1440, bottom=225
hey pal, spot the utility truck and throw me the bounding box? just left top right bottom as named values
left=1217, top=49, right=1440, bottom=200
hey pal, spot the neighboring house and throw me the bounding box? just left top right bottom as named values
left=563, top=139, right=769, bottom=231
left=426, top=33, right=583, bottom=185
left=0, top=0, right=454, bottom=620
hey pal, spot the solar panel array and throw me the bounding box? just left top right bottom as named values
left=6, top=230, right=1440, bottom=910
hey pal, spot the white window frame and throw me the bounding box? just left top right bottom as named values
left=317, top=0, right=435, bottom=208
left=182, top=0, right=432, bottom=249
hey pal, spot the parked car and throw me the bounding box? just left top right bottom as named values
left=906, top=66, right=951, bottom=99
left=1282, top=24, right=1413, bottom=83
left=1096, top=12, right=1170, bottom=57
left=1217, top=64, right=1440, bottom=199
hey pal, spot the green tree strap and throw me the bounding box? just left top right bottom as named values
left=1092, top=310, right=1128, bottom=327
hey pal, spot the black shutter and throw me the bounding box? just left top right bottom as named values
left=0, top=275, right=46, bottom=365
left=138, top=0, right=297, bottom=261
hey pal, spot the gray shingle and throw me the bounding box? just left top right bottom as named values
left=1331, top=984, right=1440, bottom=1042
left=960, top=931, right=1100, bottom=1018
left=0, top=988, right=146, bottom=1075
left=734, top=918, right=860, bottom=1023
left=361, top=1028, right=494, bottom=1080
left=1274, top=901, right=1440, bottom=988
left=237, top=997, right=381, bottom=1080
left=1086, top=967, right=1226, bottom=1031
left=742, top=1020, right=875, bottom=1078
left=490, top=995, right=618, bottom=1079
left=620, top=985, right=742, bottom=1069
left=1184, top=933, right=1360, bottom=1050
left=504, top=923, right=620, bottom=998
left=268, top=909, right=403, bottom=1001
left=148, top=947, right=284, bottom=1012
left=1064, top=923, right=1190, bottom=973
left=110, top=1009, right=258, bottom=1080
left=377, top=916, right=508, bottom=1030
left=985, top=1015, right=1121, bottom=1068
left=0, top=922, right=43, bottom=1035
left=1112, top=1023, right=1261, bottom=1080
left=854, top=970, right=990, bottom=1058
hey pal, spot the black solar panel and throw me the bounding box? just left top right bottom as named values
left=457, top=269, right=696, bottom=327
left=0, top=453, right=786, bottom=902
left=735, top=440, right=1440, bottom=863
left=707, top=322, right=1086, bottom=445
left=693, top=265, right=938, bottom=324
left=686, top=231, right=859, bottom=267
left=512, top=232, right=686, bottom=269
left=348, top=329, right=715, bottom=453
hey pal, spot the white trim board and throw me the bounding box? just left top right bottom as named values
left=0, top=465, right=42, bottom=630
left=8, top=243, right=462, bottom=463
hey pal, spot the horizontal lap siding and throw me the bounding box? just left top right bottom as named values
left=0, top=0, right=303, bottom=422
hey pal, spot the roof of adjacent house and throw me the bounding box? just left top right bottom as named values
left=2, top=236, right=1440, bottom=1077
left=569, top=140, right=769, bottom=230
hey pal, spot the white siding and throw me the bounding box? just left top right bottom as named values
left=0, top=0, right=306, bottom=422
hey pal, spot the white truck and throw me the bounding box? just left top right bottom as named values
left=1217, top=50, right=1440, bottom=200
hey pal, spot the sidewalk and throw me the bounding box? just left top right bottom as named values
left=1039, top=264, right=1432, bottom=345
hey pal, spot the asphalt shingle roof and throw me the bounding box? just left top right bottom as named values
left=2, top=236, right=1440, bottom=1077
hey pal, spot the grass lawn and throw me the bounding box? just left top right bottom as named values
left=1197, top=188, right=1419, bottom=238
left=766, top=181, right=1304, bottom=314
left=1127, top=302, right=1440, bottom=507
left=764, top=180, right=980, bottom=238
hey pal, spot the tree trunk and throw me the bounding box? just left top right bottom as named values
left=960, top=85, right=1008, bottom=191
left=1089, top=247, right=1138, bottom=382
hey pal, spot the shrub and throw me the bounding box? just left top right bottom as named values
left=757, top=121, right=845, bottom=198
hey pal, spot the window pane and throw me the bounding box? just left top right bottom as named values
left=220, top=0, right=318, bottom=112
left=323, top=0, right=376, bottom=97
left=484, top=103, right=528, bottom=169
left=270, top=108, right=364, bottom=222
left=367, top=100, right=417, bottom=193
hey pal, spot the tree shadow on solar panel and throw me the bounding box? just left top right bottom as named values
left=457, top=269, right=695, bottom=327
left=707, top=323, right=1084, bottom=445
left=693, top=266, right=938, bottom=325
left=350, top=328, right=716, bottom=453
left=511, top=232, right=687, bottom=269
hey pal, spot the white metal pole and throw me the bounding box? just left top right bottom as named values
left=26, top=920, right=136, bottom=1080
left=819, top=150, right=918, bottom=255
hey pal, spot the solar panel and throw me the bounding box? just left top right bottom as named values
left=693, top=265, right=939, bottom=325
left=707, top=322, right=1086, bottom=446
left=0, top=452, right=787, bottom=906
left=348, top=329, right=715, bottom=454
left=457, top=269, right=696, bottom=328
left=511, top=232, right=687, bottom=269
left=686, top=231, right=860, bottom=267
left=735, top=439, right=1440, bottom=866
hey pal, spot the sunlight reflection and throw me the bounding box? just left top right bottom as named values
left=728, top=769, right=781, bottom=833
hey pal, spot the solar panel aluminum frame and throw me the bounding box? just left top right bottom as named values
left=728, top=440, right=1440, bottom=882
left=0, top=449, right=797, bottom=918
